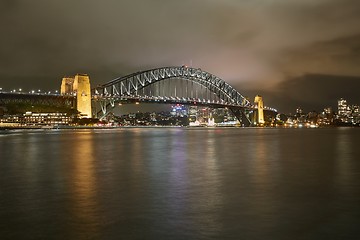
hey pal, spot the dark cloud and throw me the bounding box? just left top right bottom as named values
left=239, top=74, right=360, bottom=114
left=1, top=0, right=360, bottom=111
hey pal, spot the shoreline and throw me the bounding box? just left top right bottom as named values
left=1, top=125, right=359, bottom=131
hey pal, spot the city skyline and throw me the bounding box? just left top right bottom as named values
left=1, top=0, right=360, bottom=113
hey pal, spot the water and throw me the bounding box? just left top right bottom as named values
left=0, top=128, right=360, bottom=239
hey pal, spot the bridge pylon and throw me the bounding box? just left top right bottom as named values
left=61, top=74, right=92, bottom=118
left=254, top=95, right=265, bottom=126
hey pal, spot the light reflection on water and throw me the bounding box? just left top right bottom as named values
left=68, top=133, right=100, bottom=239
left=336, top=128, right=353, bottom=188
left=0, top=128, right=360, bottom=239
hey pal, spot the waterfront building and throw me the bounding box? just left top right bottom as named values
left=23, top=112, right=72, bottom=125
left=317, top=107, right=334, bottom=126
left=0, top=112, right=73, bottom=126
left=170, top=104, right=187, bottom=117
left=350, top=104, right=360, bottom=124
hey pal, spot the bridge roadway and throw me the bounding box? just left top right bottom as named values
left=0, top=92, right=74, bottom=107
left=0, top=92, right=273, bottom=126
left=93, top=94, right=276, bottom=111
left=0, top=92, right=278, bottom=111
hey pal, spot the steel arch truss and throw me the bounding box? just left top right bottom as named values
left=93, top=66, right=251, bottom=107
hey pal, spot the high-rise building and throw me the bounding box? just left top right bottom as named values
left=324, top=107, right=332, bottom=115
left=351, top=105, right=359, bottom=115
left=296, top=107, right=303, bottom=115
left=352, top=105, right=360, bottom=124
left=338, top=98, right=350, bottom=117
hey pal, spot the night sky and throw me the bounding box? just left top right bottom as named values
left=1, top=0, right=360, bottom=113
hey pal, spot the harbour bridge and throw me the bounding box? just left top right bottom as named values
left=0, top=66, right=277, bottom=126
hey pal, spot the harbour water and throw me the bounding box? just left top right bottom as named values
left=0, top=128, right=360, bottom=239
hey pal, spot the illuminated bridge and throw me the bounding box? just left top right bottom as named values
left=92, top=66, right=277, bottom=126
left=0, top=66, right=277, bottom=126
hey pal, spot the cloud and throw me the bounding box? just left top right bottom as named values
left=0, top=0, right=359, bottom=99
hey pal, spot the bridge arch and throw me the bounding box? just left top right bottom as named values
left=93, top=66, right=251, bottom=107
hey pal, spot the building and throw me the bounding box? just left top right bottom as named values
left=296, top=107, right=303, bottom=115
left=1, top=112, right=73, bottom=126
left=170, top=104, right=187, bottom=117
left=324, top=107, right=332, bottom=115
left=350, top=104, right=359, bottom=124
left=338, top=98, right=350, bottom=117
left=353, top=105, right=359, bottom=118
left=23, top=112, right=73, bottom=125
